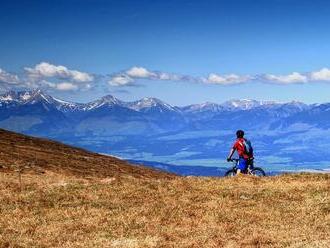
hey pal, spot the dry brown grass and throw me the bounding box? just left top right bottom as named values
left=0, top=171, right=329, bottom=248
left=0, top=128, right=174, bottom=179
left=0, top=129, right=329, bottom=247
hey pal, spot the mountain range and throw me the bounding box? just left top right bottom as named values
left=0, top=89, right=312, bottom=132
left=1, top=89, right=330, bottom=174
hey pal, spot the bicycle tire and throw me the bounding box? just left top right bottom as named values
left=250, top=167, right=266, bottom=176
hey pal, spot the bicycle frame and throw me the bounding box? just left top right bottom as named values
left=230, top=158, right=254, bottom=174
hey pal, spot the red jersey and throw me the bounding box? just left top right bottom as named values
left=233, top=138, right=250, bottom=159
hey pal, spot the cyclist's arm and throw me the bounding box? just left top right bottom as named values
left=227, top=147, right=236, bottom=161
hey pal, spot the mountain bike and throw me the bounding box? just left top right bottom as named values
left=225, top=158, right=266, bottom=176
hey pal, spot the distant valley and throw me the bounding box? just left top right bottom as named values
left=1, top=89, right=330, bottom=174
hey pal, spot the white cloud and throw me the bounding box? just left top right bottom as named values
left=109, top=74, right=134, bottom=86
left=70, top=71, right=93, bottom=82
left=119, top=66, right=330, bottom=86
left=20, top=79, right=51, bottom=90
left=109, top=67, right=197, bottom=86
left=109, top=67, right=252, bottom=86
left=158, top=72, right=172, bottom=80
left=158, top=72, right=183, bottom=81
left=5, top=63, right=330, bottom=93
left=22, top=79, right=84, bottom=92
left=55, top=82, right=78, bottom=91
left=263, top=72, right=308, bottom=84
left=20, top=62, right=95, bottom=92
left=126, top=66, right=156, bottom=78
left=25, top=62, right=93, bottom=83
left=310, top=68, right=330, bottom=81
left=0, top=68, right=20, bottom=85
left=206, top=73, right=251, bottom=85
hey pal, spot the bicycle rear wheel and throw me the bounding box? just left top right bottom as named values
left=250, top=167, right=266, bottom=176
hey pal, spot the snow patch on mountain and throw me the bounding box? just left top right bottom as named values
left=221, top=99, right=280, bottom=110
left=181, top=102, right=223, bottom=113
left=128, top=97, right=177, bottom=112
left=0, top=91, right=18, bottom=101
left=0, top=95, right=14, bottom=101
left=85, top=95, right=123, bottom=110
left=20, top=92, right=33, bottom=101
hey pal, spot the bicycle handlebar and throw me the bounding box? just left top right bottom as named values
left=227, top=157, right=254, bottom=162
left=227, top=158, right=239, bottom=162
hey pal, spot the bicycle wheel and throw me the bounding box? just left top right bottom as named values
left=250, top=167, right=266, bottom=176
left=225, top=169, right=236, bottom=177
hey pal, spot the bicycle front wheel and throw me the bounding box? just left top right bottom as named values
left=250, top=167, right=266, bottom=176
left=225, top=169, right=236, bottom=177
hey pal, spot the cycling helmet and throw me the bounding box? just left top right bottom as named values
left=236, top=130, right=244, bottom=138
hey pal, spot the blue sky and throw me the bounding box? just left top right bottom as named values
left=1, top=0, right=330, bottom=105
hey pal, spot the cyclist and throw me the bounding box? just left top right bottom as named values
left=227, top=130, right=254, bottom=175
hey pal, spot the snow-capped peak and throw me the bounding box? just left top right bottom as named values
left=221, top=99, right=280, bottom=110
left=181, top=102, right=223, bottom=113
left=20, top=91, right=33, bottom=101
left=136, top=97, right=164, bottom=107
left=0, top=91, right=17, bottom=101
left=85, top=95, right=123, bottom=110
left=100, top=95, right=122, bottom=104
left=0, top=89, right=55, bottom=104
left=128, top=97, right=176, bottom=112
left=22, top=89, right=55, bottom=105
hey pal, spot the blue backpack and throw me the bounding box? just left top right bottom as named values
left=242, top=139, right=253, bottom=157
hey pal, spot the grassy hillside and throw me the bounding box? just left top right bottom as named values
left=0, top=128, right=174, bottom=179
left=0, top=172, right=329, bottom=247
left=0, top=129, right=329, bottom=247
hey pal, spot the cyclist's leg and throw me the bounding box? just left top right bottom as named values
left=247, top=158, right=253, bottom=173
left=237, top=158, right=248, bottom=175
